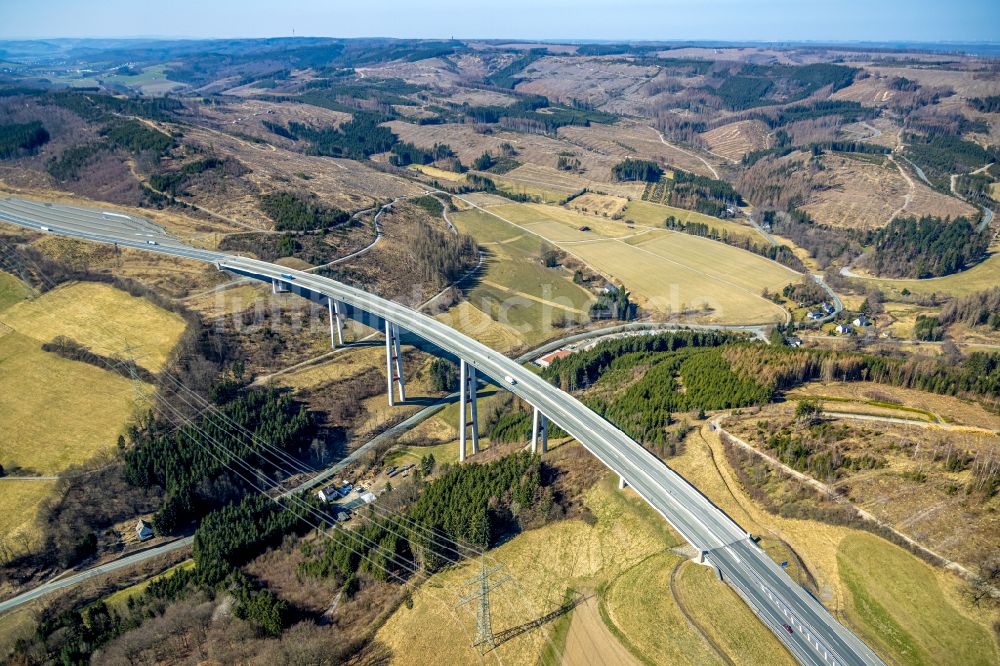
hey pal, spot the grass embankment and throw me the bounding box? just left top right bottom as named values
left=682, top=422, right=1000, bottom=666
left=377, top=471, right=796, bottom=665
left=0, top=479, right=58, bottom=544
left=838, top=533, right=997, bottom=666
left=0, top=271, right=32, bottom=310
left=99, top=560, right=197, bottom=611
left=788, top=381, right=1000, bottom=430
left=384, top=439, right=460, bottom=469
left=675, top=560, right=798, bottom=665
left=601, top=552, right=722, bottom=665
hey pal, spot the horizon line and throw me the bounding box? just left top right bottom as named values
left=2, top=36, right=999, bottom=47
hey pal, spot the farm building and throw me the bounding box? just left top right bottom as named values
left=535, top=349, right=573, bottom=368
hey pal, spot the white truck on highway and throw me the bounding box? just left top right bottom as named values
left=504, top=375, right=517, bottom=386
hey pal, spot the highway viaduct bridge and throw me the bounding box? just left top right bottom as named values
left=263, top=263, right=548, bottom=462
left=0, top=197, right=883, bottom=666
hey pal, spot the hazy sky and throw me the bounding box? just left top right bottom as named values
left=1, top=0, right=997, bottom=43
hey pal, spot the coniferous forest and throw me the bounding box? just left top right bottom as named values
left=122, top=388, right=315, bottom=533
left=862, top=216, right=989, bottom=278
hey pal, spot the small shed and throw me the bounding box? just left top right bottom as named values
left=135, top=519, right=153, bottom=541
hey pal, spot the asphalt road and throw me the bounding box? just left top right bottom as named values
left=0, top=197, right=882, bottom=666
left=0, top=536, right=193, bottom=614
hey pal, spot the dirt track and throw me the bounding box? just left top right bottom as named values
left=561, top=595, right=639, bottom=666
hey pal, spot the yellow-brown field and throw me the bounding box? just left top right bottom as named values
left=0, top=479, right=57, bottom=548
left=0, top=330, right=145, bottom=475
left=700, top=120, right=770, bottom=162
left=851, top=252, right=1000, bottom=298
left=409, top=164, right=467, bottom=182
left=565, top=192, right=628, bottom=217
left=376, top=475, right=678, bottom=665
left=0, top=276, right=185, bottom=547
left=445, top=206, right=596, bottom=347
left=576, top=233, right=793, bottom=322
left=458, top=199, right=795, bottom=324
left=2, top=281, right=186, bottom=372
left=490, top=202, right=635, bottom=238
left=496, top=162, right=643, bottom=199
left=434, top=300, right=526, bottom=351
left=624, top=200, right=759, bottom=241
left=377, top=472, right=795, bottom=665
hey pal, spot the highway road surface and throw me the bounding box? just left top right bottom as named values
left=0, top=197, right=882, bottom=666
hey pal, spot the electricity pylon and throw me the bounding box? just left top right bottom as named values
left=456, top=556, right=511, bottom=655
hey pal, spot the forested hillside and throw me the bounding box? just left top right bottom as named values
left=0, top=121, right=49, bottom=158
left=862, top=216, right=989, bottom=278
left=260, top=191, right=352, bottom=231
left=544, top=333, right=1000, bottom=453
left=123, top=388, right=315, bottom=533
left=299, top=452, right=545, bottom=582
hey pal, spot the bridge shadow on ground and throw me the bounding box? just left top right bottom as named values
left=398, top=395, right=454, bottom=407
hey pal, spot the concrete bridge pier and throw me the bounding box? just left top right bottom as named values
left=458, top=359, right=479, bottom=462
left=385, top=321, right=406, bottom=405
left=271, top=278, right=289, bottom=294
left=618, top=474, right=627, bottom=490
left=530, top=406, right=548, bottom=454
left=327, top=298, right=344, bottom=347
